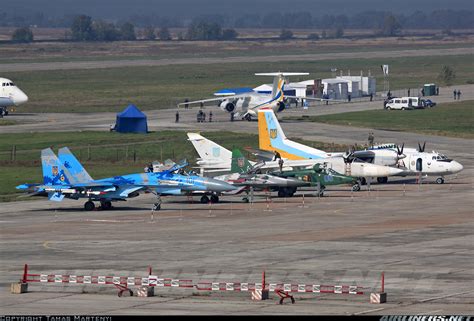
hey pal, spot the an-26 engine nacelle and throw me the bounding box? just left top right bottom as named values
left=219, top=100, right=235, bottom=113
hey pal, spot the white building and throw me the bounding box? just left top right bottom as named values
left=336, top=75, right=376, bottom=96
left=322, top=78, right=349, bottom=99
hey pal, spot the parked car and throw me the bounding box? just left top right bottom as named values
left=422, top=99, right=437, bottom=108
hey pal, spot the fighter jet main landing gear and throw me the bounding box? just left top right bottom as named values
left=436, top=177, right=445, bottom=184
left=277, top=186, right=297, bottom=198
left=100, top=201, right=112, bottom=210
left=201, top=194, right=219, bottom=204
left=244, top=114, right=252, bottom=122
left=84, top=201, right=95, bottom=211
left=351, top=183, right=361, bottom=192
left=200, top=195, right=209, bottom=204
left=0, top=107, right=8, bottom=117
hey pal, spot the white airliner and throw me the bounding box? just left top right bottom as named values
left=0, top=77, right=28, bottom=117
left=178, top=72, right=308, bottom=121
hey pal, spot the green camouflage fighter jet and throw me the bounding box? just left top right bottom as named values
left=271, top=163, right=360, bottom=197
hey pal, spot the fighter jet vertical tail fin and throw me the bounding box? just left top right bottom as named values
left=41, top=148, right=74, bottom=186
left=58, top=147, right=93, bottom=183
left=187, top=132, right=232, bottom=162
left=230, top=149, right=252, bottom=174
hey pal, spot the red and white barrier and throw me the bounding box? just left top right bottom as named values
left=19, top=264, right=367, bottom=298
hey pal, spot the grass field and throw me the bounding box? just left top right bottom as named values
left=287, top=100, right=474, bottom=139
left=3, top=54, right=473, bottom=114
left=1, top=35, right=472, bottom=64
left=0, top=130, right=347, bottom=201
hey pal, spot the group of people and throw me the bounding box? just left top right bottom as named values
left=453, top=89, right=462, bottom=100
left=197, top=109, right=212, bottom=123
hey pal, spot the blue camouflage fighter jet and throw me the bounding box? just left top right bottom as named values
left=16, top=147, right=236, bottom=211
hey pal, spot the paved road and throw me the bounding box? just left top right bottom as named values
left=2, top=47, right=473, bottom=72
left=1, top=179, right=473, bottom=314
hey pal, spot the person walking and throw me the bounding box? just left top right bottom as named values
left=175, top=110, right=180, bottom=123
left=230, top=112, right=234, bottom=122
left=370, top=93, right=373, bottom=101
left=457, top=90, right=461, bottom=100
left=407, top=88, right=411, bottom=96
left=368, top=132, right=375, bottom=147
left=453, top=89, right=457, bottom=100
left=209, top=111, right=213, bottom=122
left=436, top=87, right=439, bottom=95
left=184, top=98, right=189, bottom=109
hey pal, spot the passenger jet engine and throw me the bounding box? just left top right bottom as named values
left=219, top=100, right=235, bottom=113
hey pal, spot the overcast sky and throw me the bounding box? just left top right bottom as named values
left=6, top=0, right=473, bottom=19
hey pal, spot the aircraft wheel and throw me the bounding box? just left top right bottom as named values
left=153, top=203, right=161, bottom=211
left=436, top=177, right=445, bottom=184
left=242, top=197, right=249, bottom=203
left=352, top=184, right=361, bottom=192
left=102, top=201, right=112, bottom=210
left=245, top=114, right=252, bottom=121
left=359, top=178, right=367, bottom=185
left=84, top=201, right=95, bottom=211
left=401, top=107, right=406, bottom=110
left=210, top=195, right=219, bottom=203
left=200, top=195, right=210, bottom=204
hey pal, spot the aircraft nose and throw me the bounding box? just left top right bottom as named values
left=204, top=177, right=236, bottom=192
left=451, top=161, right=463, bottom=173
left=14, top=89, right=28, bottom=105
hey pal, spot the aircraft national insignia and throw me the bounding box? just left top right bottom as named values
left=52, top=166, right=58, bottom=176
left=237, top=157, right=245, bottom=168
left=270, top=129, right=278, bottom=139
left=60, top=175, right=65, bottom=182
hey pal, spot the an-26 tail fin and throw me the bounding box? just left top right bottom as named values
left=258, top=110, right=327, bottom=160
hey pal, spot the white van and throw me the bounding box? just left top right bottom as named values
left=385, top=97, right=423, bottom=110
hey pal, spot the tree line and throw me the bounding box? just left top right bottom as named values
left=2, top=9, right=473, bottom=30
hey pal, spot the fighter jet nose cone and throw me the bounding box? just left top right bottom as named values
left=205, top=178, right=236, bottom=192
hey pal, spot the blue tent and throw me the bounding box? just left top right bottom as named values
left=115, top=104, right=148, bottom=133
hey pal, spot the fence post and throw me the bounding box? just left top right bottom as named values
left=11, top=145, right=16, bottom=161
